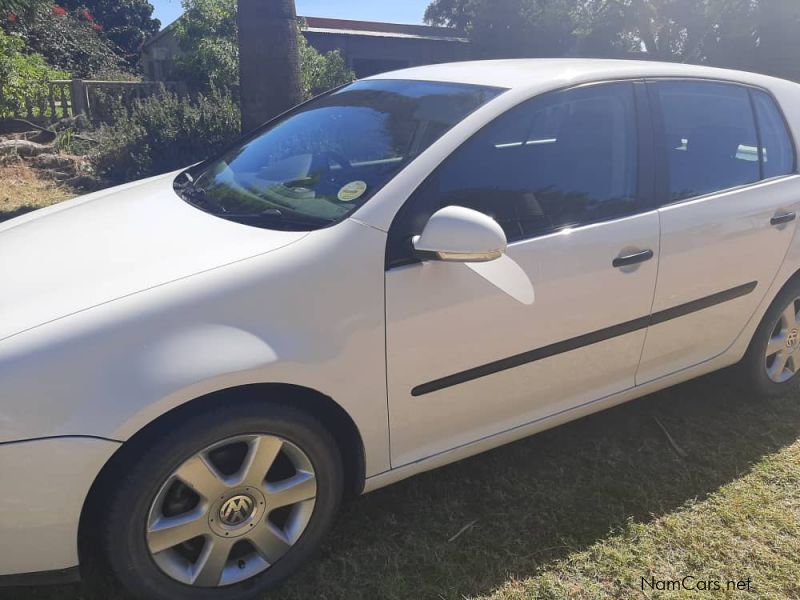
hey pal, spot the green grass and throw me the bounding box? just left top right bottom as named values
left=4, top=373, right=800, bottom=599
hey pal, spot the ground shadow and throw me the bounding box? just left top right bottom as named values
left=4, top=372, right=800, bottom=600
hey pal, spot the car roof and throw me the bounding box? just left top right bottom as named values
left=365, top=58, right=791, bottom=91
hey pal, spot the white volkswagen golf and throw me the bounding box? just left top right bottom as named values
left=2, top=59, right=799, bottom=599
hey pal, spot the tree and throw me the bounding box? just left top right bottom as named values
left=58, top=0, right=161, bottom=66
left=174, top=0, right=354, bottom=101
left=0, top=0, right=47, bottom=15
left=425, top=0, right=800, bottom=81
left=752, top=0, right=800, bottom=80
left=3, top=4, right=128, bottom=77
left=425, top=0, right=579, bottom=58
left=574, top=0, right=751, bottom=62
left=573, top=0, right=799, bottom=75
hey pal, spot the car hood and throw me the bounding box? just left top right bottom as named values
left=0, top=172, right=308, bottom=341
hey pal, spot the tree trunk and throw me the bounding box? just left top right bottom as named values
left=237, top=0, right=302, bottom=132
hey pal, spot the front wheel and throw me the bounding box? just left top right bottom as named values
left=102, top=402, right=343, bottom=600
left=740, top=278, right=800, bottom=398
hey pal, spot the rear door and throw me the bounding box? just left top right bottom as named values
left=636, top=80, right=800, bottom=383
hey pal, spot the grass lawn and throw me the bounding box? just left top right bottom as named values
left=1, top=172, right=799, bottom=599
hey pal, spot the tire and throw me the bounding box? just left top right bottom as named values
left=740, top=277, right=800, bottom=398
left=102, top=402, right=344, bottom=600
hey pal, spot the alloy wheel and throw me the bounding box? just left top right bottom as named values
left=765, top=297, right=800, bottom=383
left=145, top=434, right=317, bottom=587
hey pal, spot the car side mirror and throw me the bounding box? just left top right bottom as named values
left=412, top=206, right=507, bottom=263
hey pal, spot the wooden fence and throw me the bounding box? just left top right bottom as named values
left=0, top=79, right=183, bottom=124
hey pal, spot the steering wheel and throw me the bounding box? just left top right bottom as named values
left=317, top=150, right=354, bottom=181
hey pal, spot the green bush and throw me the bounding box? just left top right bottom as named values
left=298, top=32, right=353, bottom=98
left=0, top=29, right=69, bottom=118
left=172, top=0, right=238, bottom=90
left=92, top=87, right=240, bottom=184
left=173, top=0, right=355, bottom=97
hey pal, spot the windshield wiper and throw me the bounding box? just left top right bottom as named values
left=174, top=173, right=211, bottom=207
left=175, top=174, right=334, bottom=229
left=223, top=208, right=333, bottom=229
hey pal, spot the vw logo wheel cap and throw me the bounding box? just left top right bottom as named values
left=219, top=494, right=255, bottom=526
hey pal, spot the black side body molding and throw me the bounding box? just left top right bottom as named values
left=411, top=281, right=758, bottom=397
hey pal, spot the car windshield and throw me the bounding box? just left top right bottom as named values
left=177, top=79, right=503, bottom=230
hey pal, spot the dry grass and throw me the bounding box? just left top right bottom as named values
left=0, top=161, right=76, bottom=223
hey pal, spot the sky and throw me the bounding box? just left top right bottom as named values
left=150, top=0, right=431, bottom=29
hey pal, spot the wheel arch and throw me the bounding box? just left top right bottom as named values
left=77, top=383, right=365, bottom=570
left=780, top=266, right=800, bottom=291
left=745, top=265, right=800, bottom=349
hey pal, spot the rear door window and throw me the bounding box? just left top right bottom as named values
left=651, top=81, right=761, bottom=202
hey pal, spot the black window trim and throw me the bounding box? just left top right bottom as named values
left=644, top=76, right=799, bottom=210
left=747, top=87, right=766, bottom=181
left=385, top=77, right=657, bottom=270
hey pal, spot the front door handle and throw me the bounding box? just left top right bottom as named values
left=771, top=212, right=796, bottom=226
left=613, top=249, right=654, bottom=268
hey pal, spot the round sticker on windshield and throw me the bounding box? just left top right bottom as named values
left=337, top=180, right=368, bottom=202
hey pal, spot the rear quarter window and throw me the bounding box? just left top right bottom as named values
left=752, top=89, right=796, bottom=179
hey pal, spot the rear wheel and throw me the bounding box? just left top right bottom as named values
left=741, top=278, right=800, bottom=397
left=103, top=402, right=343, bottom=600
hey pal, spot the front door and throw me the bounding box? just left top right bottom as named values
left=637, top=80, right=800, bottom=383
left=384, top=81, right=661, bottom=467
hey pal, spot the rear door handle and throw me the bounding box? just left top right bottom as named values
left=771, top=212, right=796, bottom=226
left=613, top=249, right=654, bottom=268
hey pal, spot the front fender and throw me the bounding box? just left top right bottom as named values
left=0, top=220, right=390, bottom=476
